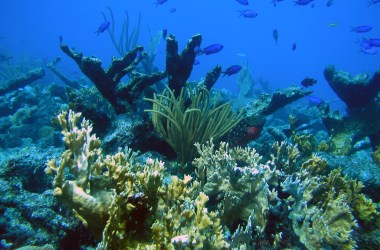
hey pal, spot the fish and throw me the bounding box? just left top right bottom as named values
left=301, top=77, right=317, bottom=87
left=155, top=0, right=168, bottom=7
left=235, top=0, right=249, bottom=5
left=199, top=44, right=224, bottom=55
left=368, top=0, right=380, bottom=6
left=222, top=65, right=242, bottom=77
left=237, top=10, right=258, bottom=18
left=162, top=29, right=167, bottom=39
left=351, top=25, right=372, bottom=33
left=292, top=43, right=297, bottom=51
left=95, top=21, right=110, bottom=36
left=368, top=38, right=380, bottom=47
left=328, top=23, right=338, bottom=27
left=294, top=0, right=314, bottom=6
left=169, top=8, right=176, bottom=13
left=273, top=29, right=278, bottom=44
left=271, top=0, right=285, bottom=7
left=326, top=0, right=334, bottom=7
left=306, top=96, right=324, bottom=105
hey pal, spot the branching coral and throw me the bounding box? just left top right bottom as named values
left=46, top=110, right=228, bottom=249
left=145, top=86, right=243, bottom=167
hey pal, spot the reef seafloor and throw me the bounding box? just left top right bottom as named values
left=1, top=33, right=380, bottom=250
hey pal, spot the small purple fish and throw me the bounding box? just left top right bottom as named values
left=235, top=0, right=249, bottom=5
left=351, top=25, right=372, bottom=33
left=306, top=96, right=324, bottom=105
left=294, top=0, right=314, bottom=6
left=199, top=44, right=224, bottom=55
left=155, top=0, right=168, bottom=7
left=237, top=10, right=258, bottom=18
left=222, top=65, right=242, bottom=77
left=368, top=0, right=380, bottom=6
left=95, top=21, right=110, bottom=36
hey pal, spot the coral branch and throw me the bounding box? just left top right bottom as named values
left=0, top=67, right=45, bottom=95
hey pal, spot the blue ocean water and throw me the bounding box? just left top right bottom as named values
left=1, top=1, right=380, bottom=249
left=1, top=0, right=379, bottom=104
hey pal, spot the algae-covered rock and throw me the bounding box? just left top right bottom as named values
left=324, top=65, right=380, bottom=108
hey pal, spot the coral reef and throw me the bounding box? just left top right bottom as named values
left=0, top=67, right=45, bottom=95
left=324, top=65, right=380, bottom=108
left=61, top=43, right=166, bottom=114
left=45, top=110, right=229, bottom=248
left=44, top=110, right=380, bottom=249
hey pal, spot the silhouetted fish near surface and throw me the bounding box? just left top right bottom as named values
left=351, top=25, right=372, bottom=33
left=222, top=65, right=242, bottom=77
left=294, top=0, right=314, bottom=6
left=235, top=0, right=249, bottom=5
left=292, top=43, right=297, bottom=51
left=301, top=77, right=317, bottom=87
left=199, top=44, right=224, bottom=55
left=95, top=21, right=110, bottom=35
left=273, top=29, right=278, bottom=44
left=237, top=10, right=258, bottom=18
left=155, top=0, right=168, bottom=7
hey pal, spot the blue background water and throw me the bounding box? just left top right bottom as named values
left=1, top=0, right=379, bottom=111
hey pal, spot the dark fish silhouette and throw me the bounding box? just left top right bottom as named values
left=199, top=44, right=224, bottom=55
left=294, top=0, right=314, bottom=6
left=273, top=29, right=278, bottom=44
left=95, top=21, right=110, bottom=35
left=222, top=65, right=242, bottom=77
left=351, top=25, right=372, bottom=33
left=235, top=0, right=249, bottom=5
left=169, top=8, right=176, bottom=13
left=155, top=0, right=168, bottom=7
left=292, top=42, right=297, bottom=51
left=301, top=77, right=317, bottom=87
left=237, top=10, right=258, bottom=18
